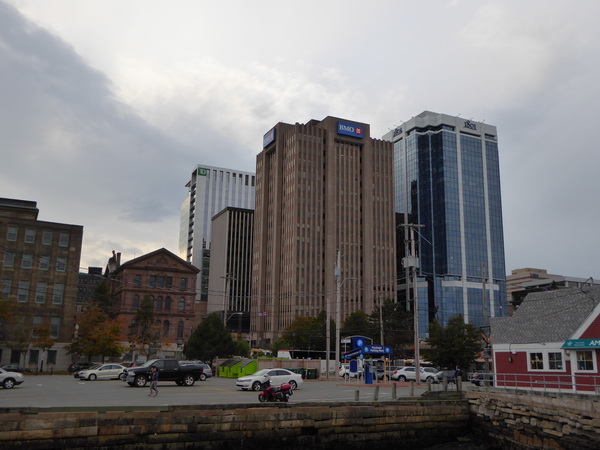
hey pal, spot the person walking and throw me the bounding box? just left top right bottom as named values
left=149, top=366, right=159, bottom=397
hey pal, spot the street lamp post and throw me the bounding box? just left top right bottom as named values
left=334, top=250, right=356, bottom=371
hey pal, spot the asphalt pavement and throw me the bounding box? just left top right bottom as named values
left=0, top=374, right=446, bottom=409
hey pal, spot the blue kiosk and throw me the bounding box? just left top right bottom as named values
left=341, top=336, right=393, bottom=384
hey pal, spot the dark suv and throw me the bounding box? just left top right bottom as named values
left=68, top=362, right=95, bottom=373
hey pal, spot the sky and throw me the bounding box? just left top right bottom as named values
left=1, top=0, right=600, bottom=279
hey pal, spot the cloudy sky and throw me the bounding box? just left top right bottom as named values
left=2, top=0, right=599, bottom=279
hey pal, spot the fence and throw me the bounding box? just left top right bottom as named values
left=470, top=371, right=600, bottom=394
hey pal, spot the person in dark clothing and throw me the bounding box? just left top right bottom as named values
left=149, top=366, right=159, bottom=397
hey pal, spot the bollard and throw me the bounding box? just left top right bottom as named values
left=392, top=382, right=397, bottom=399
left=457, top=375, right=462, bottom=391
left=373, top=385, right=379, bottom=401
left=427, top=378, right=432, bottom=391
left=443, top=377, right=448, bottom=391
left=410, top=381, right=414, bottom=397
left=355, top=390, right=360, bottom=401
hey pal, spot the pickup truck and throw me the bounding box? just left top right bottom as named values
left=123, top=359, right=204, bottom=387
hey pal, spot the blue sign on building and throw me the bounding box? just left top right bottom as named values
left=337, top=121, right=364, bottom=138
left=263, top=127, right=276, bottom=147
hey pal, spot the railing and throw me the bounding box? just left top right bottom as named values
left=469, top=372, right=600, bottom=394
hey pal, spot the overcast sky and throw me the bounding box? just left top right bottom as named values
left=2, top=0, right=599, bottom=279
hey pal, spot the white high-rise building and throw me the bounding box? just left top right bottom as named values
left=179, top=165, right=255, bottom=302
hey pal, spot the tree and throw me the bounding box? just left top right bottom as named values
left=183, top=312, right=236, bottom=364
left=65, top=304, right=126, bottom=361
left=128, top=295, right=161, bottom=359
left=0, top=297, right=17, bottom=344
left=368, top=299, right=413, bottom=358
left=341, top=310, right=375, bottom=342
left=425, top=315, right=482, bottom=370
left=281, top=315, right=324, bottom=352
left=32, top=326, right=55, bottom=371
left=92, top=280, right=113, bottom=315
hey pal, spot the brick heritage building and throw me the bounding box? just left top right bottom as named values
left=106, top=248, right=200, bottom=359
left=0, top=198, right=83, bottom=370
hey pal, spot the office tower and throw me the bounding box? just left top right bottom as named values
left=207, top=207, right=253, bottom=333
left=0, top=198, right=83, bottom=369
left=252, top=117, right=396, bottom=346
left=179, top=165, right=255, bottom=303
left=383, top=111, right=507, bottom=334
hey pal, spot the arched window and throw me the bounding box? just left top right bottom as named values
left=179, top=298, right=185, bottom=311
left=177, top=320, right=184, bottom=339
left=163, top=320, right=170, bottom=337
left=156, top=296, right=163, bottom=311
left=165, top=296, right=172, bottom=311
left=132, top=295, right=140, bottom=309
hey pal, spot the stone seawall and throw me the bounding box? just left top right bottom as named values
left=0, top=400, right=469, bottom=449
left=467, top=389, right=600, bottom=449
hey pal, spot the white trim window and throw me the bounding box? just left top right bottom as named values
left=574, top=350, right=596, bottom=372
left=527, top=351, right=566, bottom=372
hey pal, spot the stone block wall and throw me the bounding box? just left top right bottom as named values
left=0, top=400, right=469, bottom=449
left=467, top=389, right=600, bottom=449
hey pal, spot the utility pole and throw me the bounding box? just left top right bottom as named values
left=221, top=273, right=235, bottom=327
left=335, top=251, right=341, bottom=371
left=482, top=263, right=491, bottom=384
left=326, top=295, right=331, bottom=379
left=399, top=223, right=424, bottom=383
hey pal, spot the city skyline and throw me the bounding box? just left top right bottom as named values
left=1, top=1, right=600, bottom=279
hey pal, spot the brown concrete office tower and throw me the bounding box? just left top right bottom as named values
left=252, top=117, right=396, bottom=346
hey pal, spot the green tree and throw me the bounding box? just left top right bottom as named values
left=32, top=326, right=55, bottom=371
left=183, top=312, right=236, bottom=364
left=233, top=338, right=250, bottom=358
left=128, top=295, right=160, bottom=359
left=368, top=299, right=413, bottom=358
left=281, top=315, right=324, bottom=352
left=92, top=280, right=113, bottom=315
left=425, top=315, right=482, bottom=370
left=65, top=304, right=125, bottom=361
left=0, top=297, right=17, bottom=343
left=341, top=310, right=375, bottom=342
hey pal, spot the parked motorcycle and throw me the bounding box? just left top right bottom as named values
left=257, top=378, right=293, bottom=402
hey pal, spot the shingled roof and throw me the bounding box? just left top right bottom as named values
left=491, top=286, right=600, bottom=344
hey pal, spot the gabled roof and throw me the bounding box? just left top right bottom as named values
left=491, top=286, right=600, bottom=344
left=113, top=248, right=200, bottom=274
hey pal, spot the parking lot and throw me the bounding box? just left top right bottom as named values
left=0, top=374, right=438, bottom=409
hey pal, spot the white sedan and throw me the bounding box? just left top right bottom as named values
left=236, top=368, right=303, bottom=391
left=0, top=368, right=25, bottom=389
left=76, top=364, right=126, bottom=381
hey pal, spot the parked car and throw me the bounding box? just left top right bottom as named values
left=339, top=364, right=363, bottom=379
left=75, top=364, right=127, bottom=381
left=123, top=359, right=205, bottom=387
left=470, top=372, right=494, bottom=386
left=0, top=364, right=31, bottom=373
left=391, top=366, right=442, bottom=382
left=0, top=368, right=25, bottom=389
left=68, top=362, right=96, bottom=373
left=236, top=369, right=303, bottom=391
left=179, top=361, right=213, bottom=381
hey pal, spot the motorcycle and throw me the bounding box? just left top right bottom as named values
left=257, top=378, right=293, bottom=403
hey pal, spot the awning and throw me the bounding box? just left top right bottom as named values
left=562, top=338, right=600, bottom=349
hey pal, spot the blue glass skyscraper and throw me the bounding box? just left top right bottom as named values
left=383, top=111, right=507, bottom=335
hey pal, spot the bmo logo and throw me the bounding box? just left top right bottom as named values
left=337, top=121, right=364, bottom=139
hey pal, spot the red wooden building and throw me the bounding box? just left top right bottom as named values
left=491, top=286, right=600, bottom=393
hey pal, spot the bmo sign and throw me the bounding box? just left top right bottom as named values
left=337, top=121, right=364, bottom=139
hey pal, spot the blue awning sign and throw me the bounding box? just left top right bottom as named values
left=562, top=339, right=600, bottom=349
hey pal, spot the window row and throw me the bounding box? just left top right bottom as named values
left=131, top=295, right=186, bottom=312
left=6, top=226, right=70, bottom=247
left=132, top=274, right=189, bottom=290
left=1, top=279, right=65, bottom=304
left=528, top=350, right=596, bottom=372
left=2, top=253, right=68, bottom=271
left=130, top=318, right=185, bottom=340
